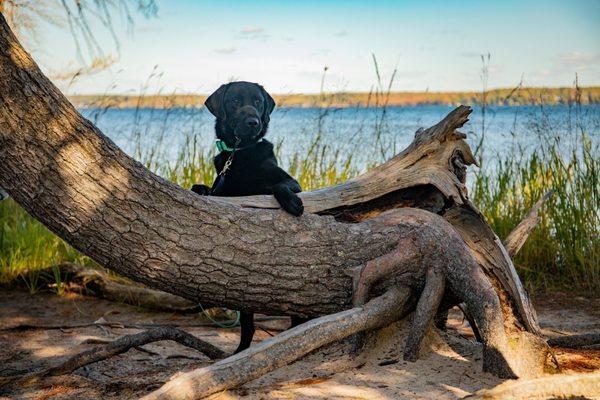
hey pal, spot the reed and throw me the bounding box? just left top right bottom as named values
left=472, top=126, right=598, bottom=293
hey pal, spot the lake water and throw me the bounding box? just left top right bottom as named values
left=81, top=105, right=599, bottom=171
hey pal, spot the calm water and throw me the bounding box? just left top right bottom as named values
left=81, top=105, right=600, bottom=171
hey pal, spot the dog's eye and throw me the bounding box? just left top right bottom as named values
left=231, top=99, right=241, bottom=106
left=255, top=99, right=263, bottom=106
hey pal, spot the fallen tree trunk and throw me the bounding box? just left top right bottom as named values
left=0, top=10, right=549, bottom=391
left=37, top=263, right=201, bottom=313
left=547, top=333, right=600, bottom=349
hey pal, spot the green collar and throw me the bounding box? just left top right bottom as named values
left=215, top=140, right=234, bottom=152
left=216, top=139, right=262, bottom=153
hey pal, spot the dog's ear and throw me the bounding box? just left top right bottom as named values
left=205, top=84, right=230, bottom=118
left=260, top=85, right=276, bottom=123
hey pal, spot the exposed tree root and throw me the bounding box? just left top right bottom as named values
left=457, top=303, right=483, bottom=343
left=142, top=287, right=411, bottom=400
left=466, top=371, right=600, bottom=399
left=503, top=190, right=554, bottom=258
left=548, top=333, right=600, bottom=349
left=0, top=327, right=224, bottom=389
left=352, top=216, right=548, bottom=379
left=403, top=266, right=445, bottom=361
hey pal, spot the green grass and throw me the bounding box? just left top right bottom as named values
left=1, top=103, right=598, bottom=294
left=472, top=132, right=599, bottom=293
left=0, top=199, right=93, bottom=289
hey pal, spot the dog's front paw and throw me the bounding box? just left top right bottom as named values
left=191, top=184, right=211, bottom=196
left=283, top=194, right=304, bottom=216
left=273, top=187, right=304, bottom=216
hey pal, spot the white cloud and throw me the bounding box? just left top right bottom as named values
left=214, top=47, right=236, bottom=55
left=241, top=27, right=264, bottom=34
left=238, top=27, right=268, bottom=40
left=555, top=52, right=600, bottom=71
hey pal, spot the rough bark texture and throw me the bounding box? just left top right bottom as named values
left=0, top=11, right=535, bottom=328
left=0, top=13, right=390, bottom=318
left=0, top=11, right=548, bottom=386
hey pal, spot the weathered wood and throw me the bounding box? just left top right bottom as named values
left=0, top=11, right=535, bottom=331
left=214, top=108, right=541, bottom=336
left=142, top=287, right=412, bottom=400
left=444, top=204, right=540, bottom=335
left=0, top=327, right=225, bottom=388
left=466, top=371, right=600, bottom=399
left=58, top=263, right=201, bottom=313
left=504, top=190, right=554, bottom=258
left=218, top=107, right=475, bottom=214
left=547, top=333, right=600, bottom=349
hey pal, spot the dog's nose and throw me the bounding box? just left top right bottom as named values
left=245, top=117, right=260, bottom=127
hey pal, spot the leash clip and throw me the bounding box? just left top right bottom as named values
left=218, top=137, right=241, bottom=176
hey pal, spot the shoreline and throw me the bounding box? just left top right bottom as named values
left=76, top=103, right=600, bottom=112
left=69, top=86, right=600, bottom=109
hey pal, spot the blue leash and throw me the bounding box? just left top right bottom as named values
left=198, top=302, right=241, bottom=328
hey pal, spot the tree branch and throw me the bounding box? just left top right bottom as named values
left=504, top=190, right=554, bottom=258
left=466, top=371, right=600, bottom=400
left=142, top=287, right=411, bottom=400
left=547, top=333, right=600, bottom=349
left=0, top=327, right=224, bottom=389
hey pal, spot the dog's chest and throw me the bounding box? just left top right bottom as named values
left=212, top=156, right=270, bottom=197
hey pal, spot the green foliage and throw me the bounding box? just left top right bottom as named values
left=287, top=135, right=358, bottom=190
left=472, top=132, right=599, bottom=293
left=0, top=199, right=92, bottom=286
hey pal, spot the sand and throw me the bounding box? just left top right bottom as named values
left=0, top=290, right=598, bottom=399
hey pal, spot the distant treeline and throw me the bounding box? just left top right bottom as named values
left=70, top=86, right=600, bottom=109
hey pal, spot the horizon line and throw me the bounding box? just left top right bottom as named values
left=68, top=85, right=600, bottom=97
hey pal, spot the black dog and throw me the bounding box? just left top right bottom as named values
left=192, top=81, right=304, bottom=353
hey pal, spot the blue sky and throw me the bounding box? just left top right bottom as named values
left=32, top=0, right=600, bottom=94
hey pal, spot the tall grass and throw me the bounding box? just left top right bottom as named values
left=472, top=121, right=599, bottom=293
left=1, top=81, right=598, bottom=293
left=0, top=199, right=92, bottom=287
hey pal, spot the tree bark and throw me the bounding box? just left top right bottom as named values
left=0, top=11, right=547, bottom=384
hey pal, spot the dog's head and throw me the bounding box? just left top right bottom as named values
left=205, top=81, right=275, bottom=148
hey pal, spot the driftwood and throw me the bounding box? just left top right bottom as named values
left=0, top=327, right=224, bottom=388
left=0, top=12, right=569, bottom=398
left=143, top=287, right=411, bottom=400
left=0, top=316, right=285, bottom=332
left=547, top=333, right=600, bottom=349
left=503, top=190, right=554, bottom=258
left=467, top=371, right=600, bottom=399
left=33, top=262, right=201, bottom=313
